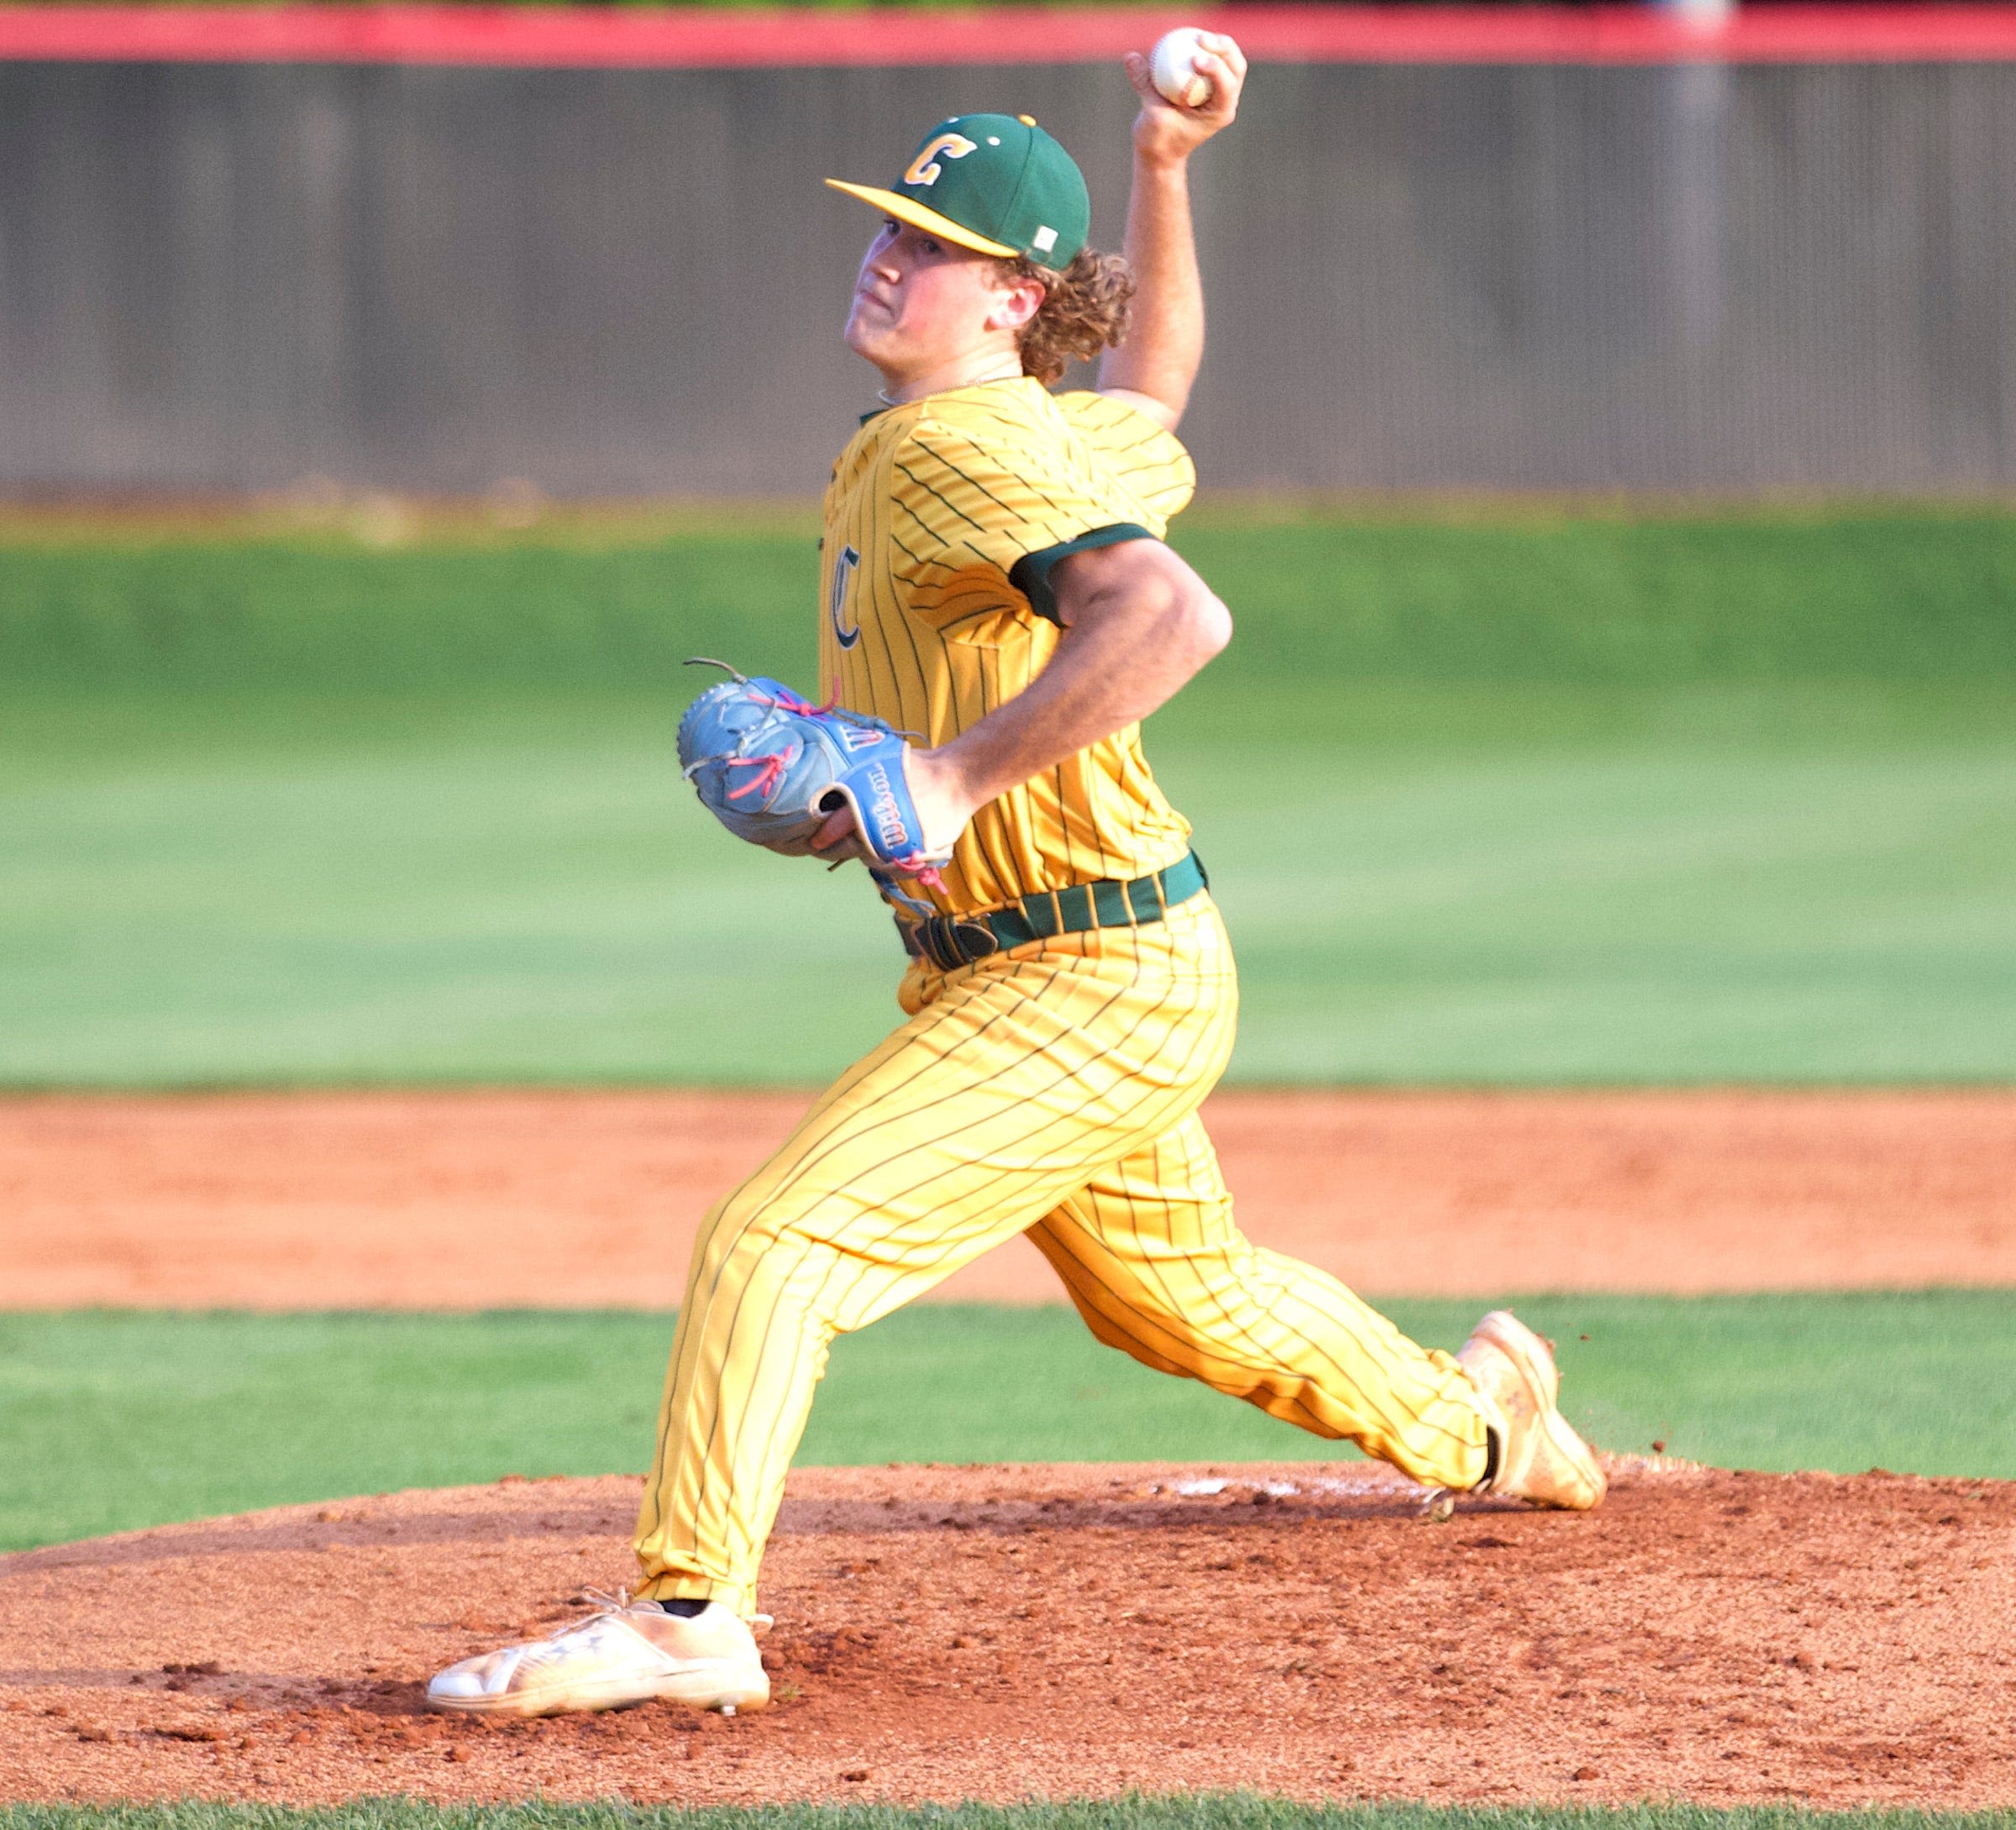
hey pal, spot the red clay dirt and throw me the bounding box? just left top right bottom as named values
left=6, top=1088, right=2015, bottom=1307
left=5, top=1460, right=2016, bottom=1810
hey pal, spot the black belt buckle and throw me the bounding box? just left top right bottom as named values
left=901, top=914, right=1000, bottom=972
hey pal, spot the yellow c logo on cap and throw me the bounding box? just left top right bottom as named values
left=904, top=132, right=977, bottom=188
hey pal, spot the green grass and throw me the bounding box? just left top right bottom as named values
left=5, top=1294, right=2013, bottom=1553
left=5, top=1805, right=2014, bottom=1830
left=4, top=508, right=2016, bottom=1087
left=10, top=506, right=2016, bottom=694
left=3, top=683, right=2011, bottom=1085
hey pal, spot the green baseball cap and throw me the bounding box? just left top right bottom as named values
left=827, top=113, right=1091, bottom=268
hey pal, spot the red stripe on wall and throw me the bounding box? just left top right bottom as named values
left=7, top=5, right=2016, bottom=69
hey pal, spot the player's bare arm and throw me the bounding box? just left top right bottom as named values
left=1098, top=33, right=1247, bottom=431
left=809, top=537, right=1227, bottom=861
left=888, top=540, right=1229, bottom=851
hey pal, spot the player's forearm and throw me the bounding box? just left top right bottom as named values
left=926, top=551, right=1229, bottom=815
left=1097, top=155, right=1205, bottom=423
left=933, top=599, right=1217, bottom=809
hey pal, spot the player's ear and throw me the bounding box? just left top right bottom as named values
left=985, top=267, right=1047, bottom=335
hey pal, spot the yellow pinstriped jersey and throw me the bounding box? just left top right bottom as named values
left=819, top=375, right=1198, bottom=918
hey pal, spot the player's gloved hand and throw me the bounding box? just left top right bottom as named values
left=676, top=661, right=957, bottom=886
left=808, top=744, right=972, bottom=870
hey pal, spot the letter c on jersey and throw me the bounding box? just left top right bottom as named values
left=903, top=134, right=977, bottom=189
left=830, top=543, right=863, bottom=648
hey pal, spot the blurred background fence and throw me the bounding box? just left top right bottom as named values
left=3, top=9, right=2015, bottom=496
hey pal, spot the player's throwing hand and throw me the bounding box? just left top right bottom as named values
left=1125, top=31, right=1247, bottom=160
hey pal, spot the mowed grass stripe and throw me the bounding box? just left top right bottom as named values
left=3, top=1797, right=2013, bottom=1830
left=8, top=505, right=2016, bottom=692
left=5, top=1294, right=2013, bottom=1553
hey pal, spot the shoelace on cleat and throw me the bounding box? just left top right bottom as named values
left=522, top=1586, right=658, bottom=1649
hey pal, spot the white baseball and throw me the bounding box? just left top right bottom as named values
left=1148, top=28, right=1214, bottom=111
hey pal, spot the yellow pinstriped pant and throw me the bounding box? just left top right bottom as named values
left=633, top=893, right=1492, bottom=1619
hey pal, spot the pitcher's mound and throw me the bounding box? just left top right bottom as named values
left=4, top=1460, right=2012, bottom=1809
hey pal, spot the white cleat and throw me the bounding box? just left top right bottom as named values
left=1458, top=1308, right=1607, bottom=1512
left=427, top=1591, right=769, bottom=1717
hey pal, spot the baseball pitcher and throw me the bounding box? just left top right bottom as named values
left=428, top=34, right=1604, bottom=1720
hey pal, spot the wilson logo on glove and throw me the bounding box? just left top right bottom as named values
left=863, top=762, right=916, bottom=854
left=676, top=659, right=950, bottom=892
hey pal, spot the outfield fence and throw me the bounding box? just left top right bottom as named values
left=3, top=7, right=2014, bottom=496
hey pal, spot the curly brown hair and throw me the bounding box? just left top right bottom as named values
left=1001, top=248, right=1137, bottom=386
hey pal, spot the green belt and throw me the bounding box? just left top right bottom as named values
left=897, top=852, right=1209, bottom=973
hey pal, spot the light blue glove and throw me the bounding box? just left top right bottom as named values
left=676, top=661, right=950, bottom=885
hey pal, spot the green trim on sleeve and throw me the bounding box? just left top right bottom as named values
left=1008, top=522, right=1155, bottom=626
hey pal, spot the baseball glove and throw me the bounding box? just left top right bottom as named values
left=676, top=660, right=950, bottom=884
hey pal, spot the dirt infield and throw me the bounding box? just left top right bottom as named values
left=7, top=1088, right=2015, bottom=1307
left=9, top=1088, right=2015, bottom=1809
left=5, top=1460, right=2014, bottom=1809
